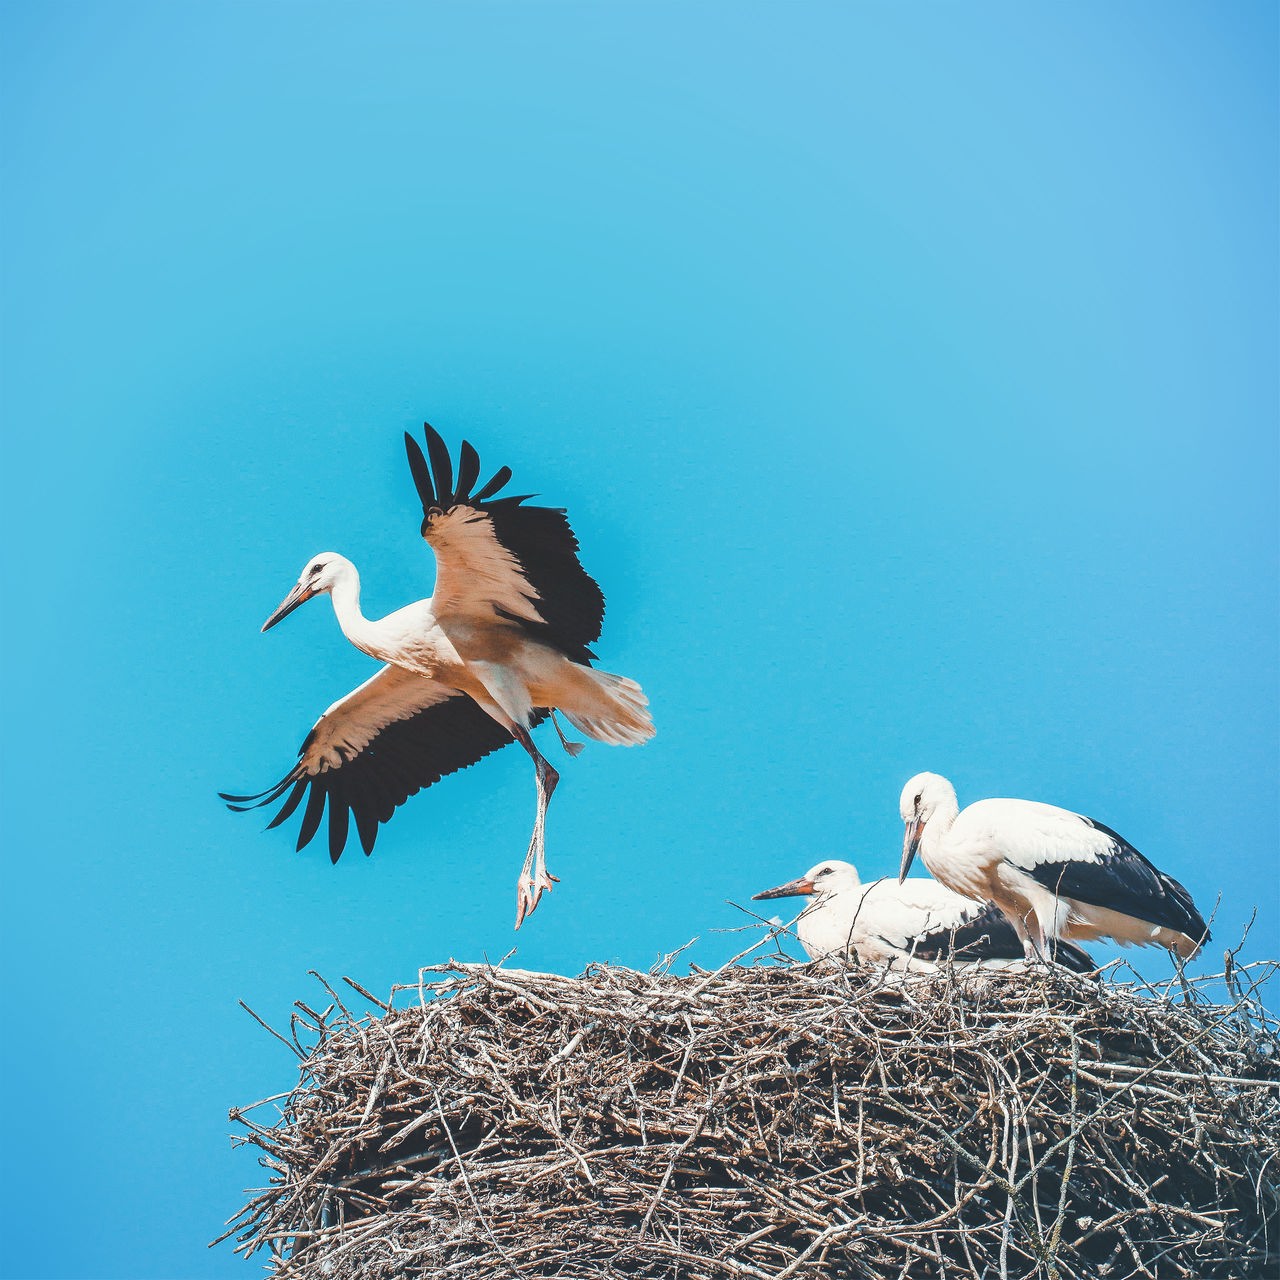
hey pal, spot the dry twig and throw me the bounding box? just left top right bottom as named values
left=217, top=953, right=1280, bottom=1279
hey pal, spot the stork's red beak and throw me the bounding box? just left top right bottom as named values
left=752, top=876, right=816, bottom=901
left=262, top=582, right=316, bottom=632
left=899, top=816, right=924, bottom=882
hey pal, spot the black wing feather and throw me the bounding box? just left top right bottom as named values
left=1052, top=940, right=1098, bottom=974
left=353, top=800, right=379, bottom=856
left=1026, top=820, right=1210, bottom=947
left=424, top=425, right=453, bottom=503
left=296, top=784, right=326, bottom=853
left=472, top=464, right=512, bottom=503
left=909, top=902, right=1026, bottom=962
left=224, top=694, right=548, bottom=862
left=409, top=424, right=606, bottom=662
left=907, top=903, right=1097, bottom=973
left=455, top=440, right=481, bottom=500
left=327, top=802, right=349, bottom=865
left=266, top=779, right=308, bottom=829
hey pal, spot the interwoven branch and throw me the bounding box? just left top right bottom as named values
left=219, top=953, right=1280, bottom=1279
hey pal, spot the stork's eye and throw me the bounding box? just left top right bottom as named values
left=310, top=564, right=324, bottom=576
left=914, top=793, right=922, bottom=808
left=815, top=867, right=831, bottom=877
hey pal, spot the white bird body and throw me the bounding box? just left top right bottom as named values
left=317, top=559, right=647, bottom=740
left=752, top=860, right=1094, bottom=972
left=899, top=774, right=1209, bottom=960
left=223, top=426, right=653, bottom=927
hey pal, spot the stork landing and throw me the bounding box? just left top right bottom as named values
left=221, top=423, right=654, bottom=927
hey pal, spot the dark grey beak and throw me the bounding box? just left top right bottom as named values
left=262, top=582, right=315, bottom=633
left=899, top=816, right=924, bottom=882
left=752, top=876, right=816, bottom=901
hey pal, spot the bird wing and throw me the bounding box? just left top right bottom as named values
left=220, top=664, right=543, bottom=863
left=1029, top=816, right=1209, bottom=946
left=864, top=879, right=1097, bottom=970
left=403, top=424, right=605, bottom=663
left=964, top=799, right=1209, bottom=947
left=860, top=879, right=1023, bottom=961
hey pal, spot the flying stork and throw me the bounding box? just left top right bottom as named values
left=221, top=424, right=654, bottom=927
left=898, top=773, right=1210, bottom=962
left=753, top=859, right=1095, bottom=972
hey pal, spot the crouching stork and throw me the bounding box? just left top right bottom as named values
left=753, top=859, right=1095, bottom=972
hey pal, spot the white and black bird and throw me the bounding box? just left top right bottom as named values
left=753, top=859, right=1095, bottom=971
left=898, top=773, right=1210, bottom=961
left=221, top=424, right=654, bottom=927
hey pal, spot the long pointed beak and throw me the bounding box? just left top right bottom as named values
left=262, top=582, right=315, bottom=632
left=899, top=817, right=924, bottom=882
left=752, top=876, right=816, bottom=901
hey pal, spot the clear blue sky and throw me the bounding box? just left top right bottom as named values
left=1, top=4, right=1275, bottom=1277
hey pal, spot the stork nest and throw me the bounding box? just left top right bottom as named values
left=220, top=947, right=1280, bottom=1279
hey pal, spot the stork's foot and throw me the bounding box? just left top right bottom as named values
left=514, top=868, right=561, bottom=930
left=549, top=711, right=585, bottom=758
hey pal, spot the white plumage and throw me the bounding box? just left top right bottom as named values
left=752, top=859, right=1094, bottom=972
left=898, top=773, right=1210, bottom=961
left=222, top=425, right=654, bottom=928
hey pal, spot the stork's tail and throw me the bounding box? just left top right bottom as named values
left=561, top=669, right=654, bottom=747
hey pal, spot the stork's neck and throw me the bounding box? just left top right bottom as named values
left=327, top=568, right=382, bottom=657
left=921, top=792, right=961, bottom=860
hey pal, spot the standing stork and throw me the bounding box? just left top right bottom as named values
left=898, top=773, right=1210, bottom=961
left=221, top=424, right=654, bottom=927
left=753, top=859, right=1095, bottom=972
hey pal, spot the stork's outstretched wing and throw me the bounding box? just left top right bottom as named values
left=220, top=665, right=544, bottom=863
left=404, top=424, right=605, bottom=664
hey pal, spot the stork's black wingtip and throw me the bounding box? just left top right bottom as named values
left=404, top=431, right=435, bottom=507
left=424, top=425, right=454, bottom=501
left=456, top=439, right=481, bottom=500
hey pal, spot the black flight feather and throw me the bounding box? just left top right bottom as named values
left=296, top=784, right=326, bottom=853
left=353, top=801, right=379, bottom=856
left=404, top=432, right=435, bottom=507
left=266, top=778, right=308, bottom=829
left=455, top=440, right=481, bottom=500
left=472, top=464, right=512, bottom=503
left=327, top=803, right=349, bottom=865
left=909, top=903, right=1026, bottom=963
left=423, top=423, right=454, bottom=504
left=225, top=696, right=550, bottom=862
left=907, top=903, right=1096, bottom=973
left=406, top=427, right=607, bottom=663
left=1052, top=940, right=1098, bottom=974
left=1024, top=820, right=1209, bottom=947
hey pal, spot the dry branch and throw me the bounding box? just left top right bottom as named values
left=220, top=953, right=1280, bottom=1279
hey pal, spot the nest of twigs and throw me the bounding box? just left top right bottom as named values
left=221, top=949, right=1280, bottom=1279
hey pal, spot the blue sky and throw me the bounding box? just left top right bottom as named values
left=1, top=4, right=1275, bottom=1277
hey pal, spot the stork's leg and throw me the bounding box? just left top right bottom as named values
left=549, top=710, right=585, bottom=758
left=1014, top=910, right=1040, bottom=962
left=512, top=725, right=560, bottom=929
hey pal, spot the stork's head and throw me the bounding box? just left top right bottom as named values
left=262, top=553, right=351, bottom=632
left=899, top=772, right=957, bottom=881
left=753, top=859, right=861, bottom=902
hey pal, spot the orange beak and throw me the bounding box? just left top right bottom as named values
left=752, top=876, right=816, bottom=901
left=262, top=581, right=317, bottom=632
